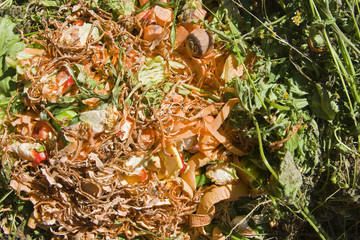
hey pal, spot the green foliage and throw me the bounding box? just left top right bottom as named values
left=0, top=17, right=25, bottom=97
left=99, top=0, right=136, bottom=18
left=268, top=151, right=303, bottom=201
left=311, top=83, right=339, bottom=121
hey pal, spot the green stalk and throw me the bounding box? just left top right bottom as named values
left=324, top=33, right=359, bottom=114
left=124, top=83, right=142, bottom=104
left=211, top=160, right=266, bottom=188
left=311, top=0, right=360, bottom=198
left=0, top=0, right=12, bottom=8
left=230, top=29, right=269, bottom=114
left=336, top=36, right=360, bottom=103
left=293, top=202, right=330, bottom=240
left=323, top=32, right=360, bottom=155
left=0, top=189, right=13, bottom=204
left=345, top=0, right=360, bottom=40
left=309, top=0, right=359, bottom=129
left=180, top=83, right=221, bottom=101
left=334, top=128, right=360, bottom=187
left=319, top=137, right=332, bottom=193
left=253, top=117, right=279, bottom=180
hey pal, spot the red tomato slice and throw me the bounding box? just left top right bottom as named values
left=138, top=169, right=147, bottom=181
left=180, top=155, right=186, bottom=173
left=74, top=20, right=84, bottom=26
left=57, top=67, right=75, bottom=94
left=63, top=76, right=74, bottom=89
left=32, top=149, right=47, bottom=165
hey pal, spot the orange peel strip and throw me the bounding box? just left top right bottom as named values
left=188, top=183, right=250, bottom=233
left=211, top=98, right=239, bottom=130
left=205, top=121, right=247, bottom=156
left=181, top=152, right=211, bottom=190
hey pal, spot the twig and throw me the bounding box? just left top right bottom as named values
left=225, top=199, right=272, bottom=238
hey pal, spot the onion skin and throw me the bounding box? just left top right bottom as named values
left=186, top=28, right=213, bottom=57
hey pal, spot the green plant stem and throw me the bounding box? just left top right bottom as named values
left=319, top=137, right=332, bottom=193
left=211, top=160, right=266, bottom=188
left=334, top=128, right=360, bottom=188
left=229, top=27, right=269, bottom=114
left=253, top=117, right=279, bottom=180
left=336, top=36, right=360, bottom=104
left=233, top=0, right=312, bottom=62
left=293, top=202, right=330, bottom=240
left=346, top=0, right=360, bottom=40
left=180, top=83, right=221, bottom=101
left=0, top=0, right=12, bottom=8
left=0, top=189, right=13, bottom=204
left=322, top=31, right=357, bottom=121
left=125, top=83, right=142, bottom=104
left=309, top=0, right=360, bottom=157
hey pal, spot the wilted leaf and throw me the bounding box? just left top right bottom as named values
left=268, top=151, right=303, bottom=201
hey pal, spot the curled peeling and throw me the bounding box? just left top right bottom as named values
left=158, top=144, right=185, bottom=178
left=1, top=2, right=258, bottom=239
left=189, top=183, right=250, bottom=233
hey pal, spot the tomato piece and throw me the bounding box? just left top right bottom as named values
left=32, top=121, right=53, bottom=140
left=138, top=169, right=147, bottom=181
left=63, top=76, right=74, bottom=89
left=32, top=149, right=47, bottom=165
left=74, top=20, right=84, bottom=26
left=57, top=67, right=74, bottom=94
left=142, top=9, right=153, bottom=20
left=180, top=155, right=186, bottom=173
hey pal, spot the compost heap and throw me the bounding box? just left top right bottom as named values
left=1, top=1, right=256, bottom=239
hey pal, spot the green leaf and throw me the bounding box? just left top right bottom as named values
left=196, top=173, right=211, bottom=188
left=284, top=132, right=300, bottom=152
left=39, top=0, right=59, bottom=7
left=138, top=56, right=167, bottom=88
left=310, top=84, right=339, bottom=121
left=0, top=67, right=18, bottom=95
left=170, top=0, right=180, bottom=50
left=0, top=17, right=25, bottom=95
left=100, top=0, right=136, bottom=18
left=235, top=77, right=251, bottom=111
left=268, top=151, right=303, bottom=202
left=52, top=110, right=78, bottom=130
left=292, top=98, right=309, bottom=109
left=0, top=18, right=26, bottom=59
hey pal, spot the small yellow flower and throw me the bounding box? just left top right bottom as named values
left=334, top=93, right=340, bottom=99
left=272, top=32, right=277, bottom=38
left=284, top=91, right=289, bottom=99
left=292, top=11, right=302, bottom=26
left=303, top=123, right=308, bottom=130
left=269, top=26, right=274, bottom=31
left=260, top=33, right=264, bottom=39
